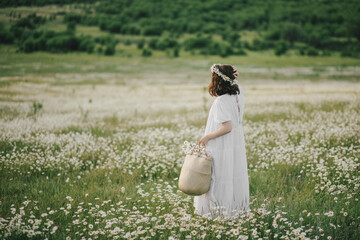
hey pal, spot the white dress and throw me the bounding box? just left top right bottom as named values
left=193, top=85, right=250, bottom=219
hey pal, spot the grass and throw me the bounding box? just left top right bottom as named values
left=1, top=47, right=360, bottom=81
left=0, top=33, right=359, bottom=239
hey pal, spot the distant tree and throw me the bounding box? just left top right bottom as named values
left=305, top=27, right=331, bottom=49
left=281, top=23, right=304, bottom=46
left=79, top=36, right=95, bottom=54
left=66, top=21, right=76, bottom=33
left=0, top=24, right=14, bottom=44
left=219, top=43, right=233, bottom=57
left=234, top=48, right=247, bottom=56
left=142, top=48, right=152, bottom=57
left=275, top=41, right=288, bottom=56
left=99, top=19, right=108, bottom=31
left=306, top=46, right=318, bottom=56
left=343, top=4, right=360, bottom=41
left=45, top=35, right=80, bottom=53
left=137, top=39, right=145, bottom=49
left=63, top=13, right=82, bottom=24
left=298, top=46, right=306, bottom=56
left=173, top=47, right=179, bottom=57
left=23, top=37, right=35, bottom=53
left=108, top=22, right=122, bottom=33
left=265, top=25, right=281, bottom=41
left=104, top=43, right=116, bottom=55
left=15, top=18, right=35, bottom=29
left=222, top=31, right=241, bottom=45
left=148, top=38, right=159, bottom=49
left=184, top=36, right=212, bottom=50
left=143, top=25, right=162, bottom=36
left=155, top=38, right=178, bottom=50
left=97, top=46, right=103, bottom=54
left=251, top=39, right=268, bottom=51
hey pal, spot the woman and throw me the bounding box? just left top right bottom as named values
left=195, top=64, right=250, bottom=219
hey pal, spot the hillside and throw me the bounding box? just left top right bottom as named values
left=0, top=0, right=359, bottom=58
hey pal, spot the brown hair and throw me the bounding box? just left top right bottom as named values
left=208, top=64, right=239, bottom=97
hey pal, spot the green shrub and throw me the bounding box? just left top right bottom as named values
left=124, top=39, right=132, bottom=46
left=341, top=44, right=360, bottom=58
left=94, top=35, right=117, bottom=46
left=200, top=41, right=232, bottom=57
left=173, top=47, right=179, bottom=57
left=108, top=22, right=122, bottom=33
left=97, top=46, right=103, bottom=54
left=137, top=39, right=145, bottom=49
left=281, top=23, right=304, bottom=46
left=66, top=21, right=76, bottom=32
left=251, top=39, right=268, bottom=51
left=45, top=35, right=80, bottom=53
left=265, top=26, right=281, bottom=41
left=148, top=38, right=159, bottom=49
left=14, top=13, right=46, bottom=30
left=79, top=36, right=95, bottom=54
left=306, top=46, right=318, bottom=56
left=23, top=38, right=35, bottom=53
left=0, top=29, right=14, bottom=44
left=183, top=36, right=212, bottom=50
left=156, top=38, right=178, bottom=50
left=321, top=50, right=331, bottom=56
left=221, top=31, right=241, bottom=45
left=104, top=43, right=116, bottom=55
left=298, top=46, right=306, bottom=56
left=33, top=35, right=47, bottom=50
left=142, top=48, right=152, bottom=57
left=63, top=13, right=82, bottom=23
left=305, top=26, right=331, bottom=49
left=143, top=25, right=162, bottom=36
left=122, top=25, right=141, bottom=35
left=275, top=41, right=288, bottom=56
left=233, top=48, right=247, bottom=56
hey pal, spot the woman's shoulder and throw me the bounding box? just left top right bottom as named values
left=214, top=94, right=234, bottom=106
left=215, top=94, right=230, bottom=102
left=217, top=91, right=241, bottom=100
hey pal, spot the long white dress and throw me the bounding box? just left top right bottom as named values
left=193, top=85, right=250, bottom=219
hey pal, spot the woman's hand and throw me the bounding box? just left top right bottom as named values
left=199, top=135, right=211, bottom=146
left=199, top=121, right=232, bottom=146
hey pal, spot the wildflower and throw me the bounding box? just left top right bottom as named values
left=51, top=226, right=58, bottom=234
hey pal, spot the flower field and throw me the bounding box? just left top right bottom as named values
left=0, top=58, right=359, bottom=239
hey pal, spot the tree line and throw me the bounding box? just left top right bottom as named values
left=0, top=0, right=359, bottom=57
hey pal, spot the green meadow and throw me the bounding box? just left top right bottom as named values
left=0, top=1, right=360, bottom=239
left=0, top=48, right=359, bottom=239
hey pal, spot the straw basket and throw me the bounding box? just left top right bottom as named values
left=178, top=153, right=213, bottom=196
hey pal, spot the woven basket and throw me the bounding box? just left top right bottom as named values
left=178, top=153, right=213, bottom=196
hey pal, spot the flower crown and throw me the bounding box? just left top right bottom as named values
left=210, top=64, right=239, bottom=86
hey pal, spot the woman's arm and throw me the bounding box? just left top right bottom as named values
left=199, top=121, right=232, bottom=146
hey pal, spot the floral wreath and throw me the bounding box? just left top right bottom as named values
left=210, top=64, right=239, bottom=86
